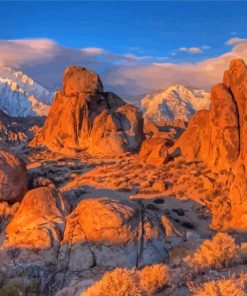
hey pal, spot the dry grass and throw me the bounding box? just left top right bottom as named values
left=189, top=274, right=247, bottom=296
left=82, top=268, right=141, bottom=296
left=83, top=264, right=171, bottom=296
left=139, top=264, right=170, bottom=295
left=185, top=232, right=237, bottom=270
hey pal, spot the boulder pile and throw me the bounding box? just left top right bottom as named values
left=36, top=66, right=144, bottom=156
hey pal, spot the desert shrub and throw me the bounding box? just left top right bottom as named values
left=83, top=264, right=172, bottom=296
left=82, top=268, right=141, bottom=296
left=139, top=264, right=170, bottom=295
left=185, top=232, right=237, bottom=270
left=190, top=276, right=246, bottom=296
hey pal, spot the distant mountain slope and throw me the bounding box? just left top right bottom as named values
left=0, top=108, right=44, bottom=146
left=141, top=84, right=210, bottom=123
left=0, top=67, right=54, bottom=117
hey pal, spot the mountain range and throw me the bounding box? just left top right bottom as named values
left=0, top=68, right=211, bottom=122
left=141, top=84, right=210, bottom=123
left=0, top=67, right=53, bottom=117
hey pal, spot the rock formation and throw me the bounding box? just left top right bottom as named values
left=36, top=66, right=144, bottom=156
left=4, top=187, right=69, bottom=265
left=175, top=59, right=247, bottom=171
left=174, top=59, right=247, bottom=231
left=139, top=137, right=168, bottom=166
left=58, top=197, right=168, bottom=270
left=229, top=164, right=247, bottom=231
left=0, top=148, right=27, bottom=202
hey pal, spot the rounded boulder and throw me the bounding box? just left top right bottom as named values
left=0, top=149, right=27, bottom=203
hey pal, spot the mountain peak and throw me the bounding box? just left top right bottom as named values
left=0, top=67, right=54, bottom=117
left=141, top=84, right=210, bottom=123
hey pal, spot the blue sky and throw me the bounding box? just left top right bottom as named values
left=0, top=1, right=247, bottom=96
left=1, top=1, right=246, bottom=63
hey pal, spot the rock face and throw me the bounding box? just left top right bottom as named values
left=37, top=66, right=144, bottom=156
left=175, top=59, right=247, bottom=171
left=139, top=137, right=168, bottom=165
left=58, top=197, right=168, bottom=271
left=174, top=59, right=247, bottom=231
left=4, top=187, right=69, bottom=265
left=229, top=164, right=247, bottom=231
left=0, top=149, right=27, bottom=202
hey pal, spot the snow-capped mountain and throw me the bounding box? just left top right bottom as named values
left=141, top=84, right=210, bottom=123
left=0, top=67, right=54, bottom=117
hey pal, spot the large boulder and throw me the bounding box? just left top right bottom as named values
left=173, top=110, right=210, bottom=161
left=63, top=66, right=103, bottom=96
left=3, top=187, right=69, bottom=265
left=58, top=197, right=168, bottom=271
left=139, top=137, right=168, bottom=166
left=36, top=67, right=144, bottom=156
left=0, top=149, right=27, bottom=203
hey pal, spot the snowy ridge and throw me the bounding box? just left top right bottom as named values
left=141, top=84, right=210, bottom=123
left=0, top=67, right=54, bottom=117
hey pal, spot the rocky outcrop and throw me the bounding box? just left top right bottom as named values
left=58, top=197, right=168, bottom=271
left=36, top=66, right=144, bottom=156
left=4, top=187, right=69, bottom=265
left=175, top=59, right=247, bottom=171
left=173, top=110, right=210, bottom=162
left=139, top=137, right=168, bottom=166
left=229, top=164, right=247, bottom=231
left=174, top=59, right=247, bottom=231
left=0, top=148, right=27, bottom=203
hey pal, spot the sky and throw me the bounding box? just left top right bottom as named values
left=0, top=1, right=247, bottom=98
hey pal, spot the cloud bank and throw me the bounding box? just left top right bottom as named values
left=0, top=38, right=246, bottom=98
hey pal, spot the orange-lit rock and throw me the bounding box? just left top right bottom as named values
left=173, top=109, right=210, bottom=161
left=175, top=60, right=244, bottom=171
left=0, top=149, right=27, bottom=203
left=229, top=164, right=247, bottom=231
left=223, top=59, right=247, bottom=166
left=139, top=137, right=168, bottom=166
left=63, top=197, right=139, bottom=244
left=58, top=197, right=167, bottom=270
left=174, top=59, right=247, bottom=231
left=36, top=66, right=144, bottom=156
left=59, top=197, right=140, bottom=270
left=4, top=187, right=69, bottom=264
left=62, top=66, right=103, bottom=96
left=208, top=83, right=239, bottom=168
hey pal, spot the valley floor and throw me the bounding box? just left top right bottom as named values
left=5, top=146, right=246, bottom=295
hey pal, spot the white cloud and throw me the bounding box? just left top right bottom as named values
left=225, top=37, right=245, bottom=46
left=122, top=54, right=152, bottom=61
left=103, top=38, right=247, bottom=96
left=0, top=37, right=247, bottom=98
left=0, top=39, right=58, bottom=67
left=81, top=47, right=105, bottom=55
left=179, top=47, right=203, bottom=54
